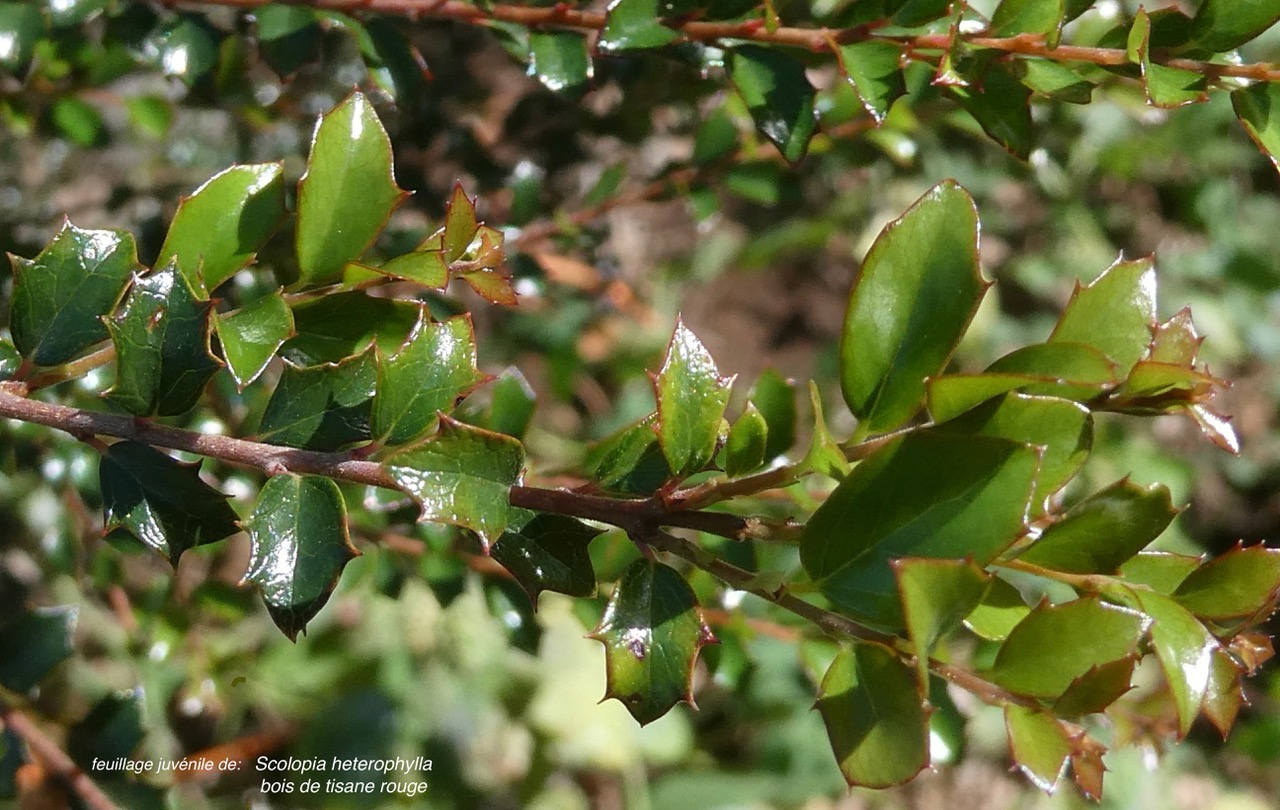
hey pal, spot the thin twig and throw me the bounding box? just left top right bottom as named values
left=0, top=697, right=121, bottom=810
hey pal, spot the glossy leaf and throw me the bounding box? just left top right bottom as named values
left=1188, top=404, right=1241, bottom=455
left=1049, top=256, right=1156, bottom=377
left=990, top=0, right=1063, bottom=36
left=724, top=403, right=767, bottom=478
left=1015, top=479, right=1179, bottom=574
left=295, top=91, right=408, bottom=286
left=894, top=558, right=991, bottom=687
left=1232, top=81, right=1280, bottom=172
left=214, top=291, right=294, bottom=390
left=841, top=181, right=985, bottom=435
left=105, top=265, right=221, bottom=417
left=255, top=3, right=321, bottom=76
left=9, top=222, right=137, bottom=366
left=1173, top=543, right=1280, bottom=621
left=1119, top=551, right=1202, bottom=595
left=1132, top=9, right=1207, bottom=109
left=836, top=41, right=906, bottom=123
left=801, top=432, right=1039, bottom=630
left=590, top=415, right=672, bottom=495
left=282, top=292, right=419, bottom=365
left=459, top=268, right=519, bottom=306
left=157, top=163, right=286, bottom=293
left=490, top=513, right=600, bottom=604
left=146, top=15, right=218, bottom=87
left=527, top=31, right=591, bottom=96
left=1203, top=649, right=1245, bottom=737
left=257, top=351, right=375, bottom=450
left=986, top=341, right=1119, bottom=396
left=441, top=183, right=478, bottom=263
left=0, top=606, right=77, bottom=692
left=375, top=250, right=449, bottom=289
left=588, top=559, right=715, bottom=724
left=964, top=578, right=1030, bottom=641
left=729, top=45, right=817, bottom=164
left=991, top=597, right=1150, bottom=699
left=816, top=642, right=929, bottom=788
left=750, top=368, right=796, bottom=461
left=1004, top=706, right=1072, bottom=793
left=1119, top=589, right=1217, bottom=737
left=100, top=441, right=240, bottom=564
left=1051, top=657, right=1137, bottom=718
left=244, top=474, right=358, bottom=640
left=948, top=66, right=1034, bottom=159
left=1015, top=59, right=1094, bottom=104
left=1191, top=0, right=1280, bottom=51
left=386, top=417, right=524, bottom=547
left=599, top=0, right=679, bottom=53
left=654, top=318, right=733, bottom=477
left=0, top=3, right=44, bottom=71
left=1150, top=308, right=1202, bottom=366
left=0, top=339, right=19, bottom=380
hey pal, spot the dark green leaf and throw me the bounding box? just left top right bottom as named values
left=1118, top=551, right=1201, bottom=595
left=1232, top=81, right=1280, bottom=173
left=990, top=596, right=1149, bottom=699
left=964, top=577, right=1030, bottom=640
left=841, top=181, right=986, bottom=435
left=528, top=31, right=591, bottom=96
left=894, top=558, right=991, bottom=686
left=1132, top=9, right=1207, bottom=108
left=724, top=403, right=767, bottom=478
left=1003, top=705, right=1072, bottom=793
left=100, top=441, right=240, bottom=564
left=948, top=66, right=1034, bottom=159
left=0, top=606, right=76, bottom=692
left=590, top=415, right=672, bottom=495
left=1052, top=657, right=1137, bottom=718
left=351, top=16, right=428, bottom=102
left=145, top=15, right=218, bottom=87
left=1173, top=543, right=1280, bottom=621
left=257, top=351, right=375, bottom=450
left=801, top=432, right=1039, bottom=630
left=0, top=3, right=45, bottom=71
left=1049, top=257, right=1156, bottom=378
left=588, top=559, right=716, bottom=725
left=0, top=339, right=21, bottom=380
left=255, top=3, right=321, bottom=76
left=692, top=107, right=738, bottom=166
left=106, top=265, right=221, bottom=416
left=157, top=163, right=286, bottom=293
left=68, top=690, right=144, bottom=768
left=491, top=513, right=600, bottom=603
left=373, top=311, right=488, bottom=446
left=1116, top=588, right=1217, bottom=737
left=46, top=0, right=107, bottom=27
left=386, top=417, right=524, bottom=547
left=990, top=0, right=1063, bottom=36
left=750, top=368, right=796, bottom=461
left=599, top=0, right=679, bottom=53
left=816, top=642, right=929, bottom=788
left=729, top=45, right=817, bottom=163
left=295, top=91, right=408, bottom=287
left=214, top=291, right=294, bottom=390
left=1014, top=479, right=1178, bottom=574
left=655, top=318, right=732, bottom=477
left=282, top=292, right=419, bottom=365
left=1191, top=0, right=1280, bottom=51
left=375, top=250, right=449, bottom=288
left=485, top=368, right=536, bottom=439
left=244, top=474, right=358, bottom=640
left=9, top=221, right=137, bottom=366
left=836, top=41, right=906, bottom=123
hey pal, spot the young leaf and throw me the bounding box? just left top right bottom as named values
left=375, top=251, right=449, bottom=289
left=527, top=31, right=591, bottom=96
left=1049, top=256, right=1156, bottom=378
left=385, top=417, right=524, bottom=548
left=1150, top=308, right=1202, bottom=366
left=9, top=222, right=137, bottom=366
left=442, top=183, right=478, bottom=264
left=835, top=41, right=906, bottom=124
left=750, top=368, right=796, bottom=461
left=0, top=606, right=77, bottom=693
left=1051, top=657, right=1137, bottom=718
left=1232, top=81, right=1280, bottom=173
left=599, top=0, right=679, bottom=53
left=145, top=15, right=218, bottom=87
left=729, top=45, right=817, bottom=164
left=1117, top=588, right=1218, bottom=737
left=100, top=441, right=240, bottom=565
left=1131, top=9, right=1207, bottom=109
left=1203, top=649, right=1245, bottom=737
left=948, top=65, right=1034, bottom=159
left=157, top=163, right=286, bottom=293
left=295, top=91, right=409, bottom=287
left=459, top=268, right=519, bottom=306
left=282, top=292, right=420, bottom=365
left=723, top=403, right=767, bottom=478
left=1191, top=0, right=1280, bottom=52
left=893, top=558, right=992, bottom=688
left=105, top=265, right=221, bottom=417
left=257, top=351, right=376, bottom=450
left=589, top=415, right=672, bottom=495
left=840, top=181, right=986, bottom=436
left=589, top=559, right=716, bottom=725
left=987, top=341, right=1120, bottom=394
left=801, top=432, right=1039, bottom=630
left=1003, top=705, right=1073, bottom=793
left=243, top=474, right=358, bottom=640
left=801, top=381, right=849, bottom=479
left=373, top=311, right=488, bottom=446
left=1172, top=543, right=1280, bottom=621
left=214, top=291, right=294, bottom=390
left=964, top=578, right=1030, bottom=641
left=490, top=513, right=601, bottom=604
left=654, top=318, right=733, bottom=477
left=816, top=642, right=929, bottom=788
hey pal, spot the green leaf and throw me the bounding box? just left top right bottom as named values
left=816, top=642, right=929, bottom=788
left=100, top=441, right=240, bottom=564
left=146, top=15, right=218, bottom=87
left=802, top=382, right=850, bottom=479
left=282, top=292, right=420, bottom=365
left=948, top=66, right=1034, bottom=159
left=373, top=311, right=488, bottom=446
left=1052, top=657, right=1137, bottom=718
left=1049, top=257, right=1156, bottom=378
left=1150, top=308, right=1202, bottom=366
left=654, top=318, right=733, bottom=477
left=1203, top=649, right=1245, bottom=737
left=255, top=3, right=321, bottom=76
left=0, top=339, right=19, bottom=380
left=986, top=341, right=1120, bottom=396
left=485, top=368, right=536, bottom=439
left=0, top=606, right=77, bottom=692
left=214, top=291, right=294, bottom=390
left=729, top=45, right=817, bottom=164
left=599, top=0, right=680, bottom=53
left=588, top=559, right=715, bottom=725
left=125, top=95, right=173, bottom=139
left=1014, top=479, right=1178, bottom=574
left=244, top=474, right=358, bottom=640
left=990, top=596, right=1150, bottom=699
left=990, top=0, right=1063, bottom=36
left=801, top=432, right=1039, bottom=630
left=157, top=163, right=286, bottom=293
left=1132, top=9, right=1207, bottom=109
left=386, top=417, right=524, bottom=547
left=894, top=558, right=991, bottom=687
left=50, top=96, right=104, bottom=146
left=68, top=690, right=144, bottom=768
left=1117, top=589, right=1217, bottom=737
left=105, top=265, right=221, bottom=417
left=840, top=180, right=986, bottom=435
left=295, top=91, right=408, bottom=287
left=750, top=368, right=796, bottom=461
left=589, top=415, right=672, bottom=495
left=1191, top=0, right=1280, bottom=51
left=490, top=513, right=601, bottom=603
left=0, top=3, right=45, bottom=71
left=835, top=41, right=906, bottom=124
left=1119, top=551, right=1202, bottom=595
left=527, top=31, right=591, bottom=96
left=1173, top=543, right=1280, bottom=621
left=441, top=183, right=478, bottom=264
left=964, top=577, right=1030, bottom=641
left=1232, top=81, right=1280, bottom=173
left=257, top=351, right=376, bottom=450
left=1015, top=59, right=1094, bottom=104
left=724, top=403, right=767, bottom=478
left=1003, top=705, right=1072, bottom=793
left=9, top=221, right=137, bottom=366
left=375, top=250, right=449, bottom=288
left=349, top=16, right=428, bottom=102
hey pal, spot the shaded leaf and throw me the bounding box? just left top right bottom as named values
left=257, top=351, right=375, bottom=450
left=948, top=66, right=1034, bottom=159
left=1119, top=551, right=1202, bottom=595
left=1131, top=9, right=1207, bottom=109
left=654, top=318, right=733, bottom=477
left=490, top=513, right=600, bottom=603
left=0, top=339, right=19, bottom=380
left=1173, top=543, right=1280, bottom=621
left=964, top=577, right=1030, bottom=641
left=1203, top=648, right=1245, bottom=737
left=729, top=45, right=817, bottom=163
left=0, top=606, right=77, bottom=692
left=589, top=415, right=672, bottom=495
left=1004, top=705, right=1072, bottom=793
left=1232, top=80, right=1280, bottom=173
left=0, top=2, right=44, bottom=71
left=486, top=368, right=536, bottom=439
left=1049, top=256, right=1156, bottom=378
left=801, top=381, right=850, bottom=479
left=282, top=292, right=419, bottom=365
left=836, top=41, right=906, bottom=123
left=990, top=0, right=1063, bottom=36
left=1015, top=59, right=1094, bottom=104
left=1191, top=0, right=1280, bottom=51
left=528, top=31, right=591, bottom=96
left=1052, top=657, right=1137, bottom=718
left=214, top=291, right=294, bottom=390
left=894, top=557, right=991, bottom=687
left=724, top=403, right=767, bottom=478
left=68, top=690, right=144, bottom=768
left=145, top=15, right=218, bottom=87
left=255, top=3, right=321, bottom=76
left=750, top=368, right=796, bottom=461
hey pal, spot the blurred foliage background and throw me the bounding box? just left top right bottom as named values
left=1, top=0, right=1279, bottom=808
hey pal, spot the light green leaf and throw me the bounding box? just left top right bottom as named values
left=1051, top=657, right=1137, bottom=718
left=655, top=318, right=733, bottom=477
left=485, top=368, right=536, bottom=439
left=724, top=403, right=767, bottom=478
left=990, top=0, right=1063, bottom=36
left=528, top=31, right=591, bottom=96
left=1049, top=256, right=1156, bottom=378
left=964, top=578, right=1030, bottom=641
left=490, top=513, right=601, bottom=603
left=1003, top=705, right=1072, bottom=793
left=1173, top=544, right=1280, bottom=621
left=441, top=183, right=477, bottom=263
left=1150, top=308, right=1202, bottom=366
left=1132, top=9, right=1207, bottom=109
left=1015, top=59, right=1094, bottom=104
left=1117, top=588, right=1217, bottom=737
left=1118, top=551, right=1202, bottom=595
left=801, top=381, right=849, bottom=479
left=729, top=45, right=817, bottom=164
left=894, top=558, right=992, bottom=687
left=1233, top=81, right=1280, bottom=173
left=375, top=250, right=449, bottom=288
left=257, top=351, right=375, bottom=450
left=214, top=291, right=294, bottom=390
left=750, top=368, right=796, bottom=461
left=836, top=41, right=906, bottom=123
left=986, top=340, right=1119, bottom=396
left=282, top=292, right=420, bottom=365
left=1191, top=0, right=1280, bottom=51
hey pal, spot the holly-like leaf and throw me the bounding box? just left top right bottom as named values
left=588, top=559, right=716, bottom=725
left=244, top=474, right=358, bottom=640
left=990, top=0, right=1064, bottom=35
left=1117, top=588, right=1218, bottom=737
left=1003, top=705, right=1073, bottom=793
left=1203, top=648, right=1246, bottom=737
left=157, top=163, right=286, bottom=293
left=894, top=558, right=992, bottom=687
left=485, top=368, right=536, bottom=439
left=1052, top=657, right=1137, bottom=718
left=1014, top=479, right=1179, bottom=574
left=948, top=65, right=1034, bottom=159
left=375, top=251, right=449, bottom=288
left=9, top=222, right=137, bottom=366
left=527, top=31, right=591, bottom=96
left=1191, top=0, right=1280, bottom=51
left=490, top=513, right=600, bottom=604
left=750, top=368, right=796, bottom=461
left=841, top=181, right=986, bottom=436
left=985, top=340, right=1119, bottom=400
left=802, top=381, right=850, bottom=479
left=214, top=291, right=294, bottom=390
left=723, top=403, right=767, bottom=478
left=459, top=268, right=519, bottom=306
left=1119, top=551, right=1202, bottom=595
left=1015, top=59, right=1094, bottom=104
left=373, top=311, right=488, bottom=446
left=385, top=417, right=524, bottom=547
left=729, top=45, right=817, bottom=164
left=105, top=265, right=221, bottom=417
left=816, top=642, right=929, bottom=788
left=1232, top=81, right=1280, bottom=173
left=1049, top=256, right=1156, bottom=378
left=1131, top=9, right=1207, bottom=109
left=1150, top=308, right=1203, bottom=366
left=801, top=432, right=1039, bottom=630
left=990, top=596, right=1150, bottom=699
left=654, top=318, right=733, bottom=477
left=589, top=415, right=672, bottom=495
left=282, top=292, right=420, bottom=365
left=257, top=351, right=375, bottom=450
left=100, top=441, right=240, bottom=564
left=1172, top=543, right=1280, bottom=621
left=599, top=0, right=679, bottom=53
left=0, top=606, right=77, bottom=693
left=295, top=91, right=409, bottom=287
left=835, top=41, right=906, bottom=124
left=441, top=183, right=478, bottom=263
left=67, top=690, right=144, bottom=768
left=145, top=15, right=218, bottom=87
left=964, top=578, right=1030, bottom=641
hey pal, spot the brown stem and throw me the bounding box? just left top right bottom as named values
left=0, top=697, right=121, bottom=810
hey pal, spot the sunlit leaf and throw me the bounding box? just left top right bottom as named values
left=836, top=41, right=906, bottom=123
left=599, top=0, right=679, bottom=52
left=1004, top=705, right=1072, bottom=793
left=528, top=31, right=591, bottom=96
left=1049, top=256, right=1156, bottom=378
left=1173, top=543, right=1280, bottom=621
left=964, top=577, right=1030, bottom=641
left=724, top=402, right=767, bottom=478
left=490, top=513, right=600, bottom=604
left=214, top=291, right=294, bottom=390
left=894, top=557, right=991, bottom=687
left=257, top=351, right=376, bottom=450
left=730, top=45, right=817, bottom=163
left=654, top=318, right=732, bottom=477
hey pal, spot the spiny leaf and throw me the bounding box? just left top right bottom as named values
left=1232, top=80, right=1280, bottom=173
left=1150, top=308, right=1203, bottom=366
left=257, top=351, right=376, bottom=450
left=490, top=513, right=600, bottom=604
left=588, top=559, right=716, bottom=725
left=948, top=65, right=1034, bottom=159
left=0, top=606, right=77, bottom=693
left=214, top=291, right=294, bottom=390
left=599, top=0, right=679, bottom=53
left=282, top=292, right=420, bottom=365
left=964, top=578, right=1030, bottom=641
left=589, top=415, right=672, bottom=495
left=1119, top=551, right=1202, bottom=595
left=1172, top=543, right=1280, bottom=622
left=835, top=41, right=906, bottom=124
left=801, top=381, right=850, bottom=479
left=244, top=474, right=358, bottom=640
left=1051, top=657, right=1137, bottom=718
left=375, top=251, right=449, bottom=289
left=1203, top=648, right=1246, bottom=737
left=1049, top=256, right=1156, bottom=378
left=1131, top=8, right=1207, bottom=109
left=894, top=558, right=991, bottom=688
left=654, top=318, right=733, bottom=477
left=723, top=403, right=767, bottom=478
left=527, top=31, right=591, bottom=96
left=729, top=45, right=817, bottom=164
left=1003, top=705, right=1073, bottom=793
left=100, top=441, right=240, bottom=565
